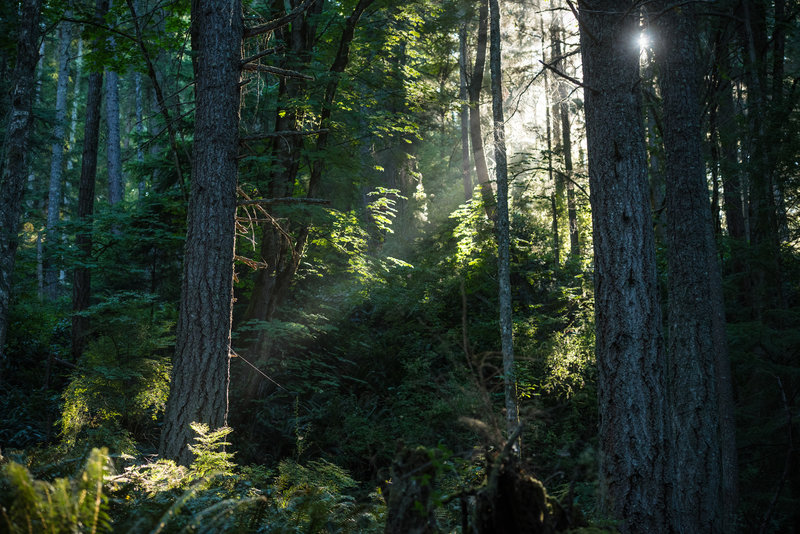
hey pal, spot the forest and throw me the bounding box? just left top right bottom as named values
left=0, top=0, right=798, bottom=532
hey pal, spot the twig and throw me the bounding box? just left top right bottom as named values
left=240, top=129, right=328, bottom=142
left=241, top=46, right=284, bottom=66
left=241, top=63, right=313, bottom=80
left=539, top=60, right=599, bottom=94
left=237, top=197, right=330, bottom=207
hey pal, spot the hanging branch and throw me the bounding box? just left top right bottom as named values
left=241, top=63, right=313, bottom=79
left=538, top=59, right=599, bottom=94
left=240, top=129, right=328, bottom=142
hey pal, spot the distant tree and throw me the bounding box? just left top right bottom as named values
left=578, top=2, right=669, bottom=531
left=44, top=14, right=73, bottom=300
left=0, top=0, right=44, bottom=380
left=159, top=0, right=243, bottom=465
left=72, top=0, right=109, bottom=361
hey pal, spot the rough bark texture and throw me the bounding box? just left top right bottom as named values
left=67, top=38, right=83, bottom=173
left=654, top=5, right=737, bottom=531
left=72, top=0, right=108, bottom=362
left=578, top=2, right=669, bottom=531
left=45, top=17, right=73, bottom=300
left=0, top=0, right=43, bottom=379
left=159, top=0, right=242, bottom=465
left=489, top=0, right=518, bottom=438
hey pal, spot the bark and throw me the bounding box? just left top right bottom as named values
left=459, top=24, right=472, bottom=201
left=159, top=0, right=242, bottom=465
left=72, top=0, right=109, bottom=362
left=45, top=16, right=74, bottom=301
left=467, top=0, right=496, bottom=220
left=578, top=2, right=669, bottom=531
left=489, top=0, right=518, bottom=439
left=0, top=0, right=43, bottom=379
left=654, top=3, right=737, bottom=531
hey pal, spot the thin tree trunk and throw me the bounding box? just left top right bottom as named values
left=578, top=2, right=669, bottom=531
left=135, top=70, right=146, bottom=199
left=459, top=24, right=472, bottom=201
left=552, top=20, right=579, bottom=258
left=468, top=0, right=496, bottom=220
left=654, top=3, right=737, bottom=531
left=489, top=0, right=518, bottom=440
left=106, top=65, right=123, bottom=205
left=159, top=0, right=242, bottom=465
left=0, top=0, right=44, bottom=381
left=540, top=17, right=558, bottom=267
left=105, top=2, right=123, bottom=206
left=45, top=15, right=73, bottom=300
left=72, top=0, right=109, bottom=362
left=67, top=37, right=83, bottom=173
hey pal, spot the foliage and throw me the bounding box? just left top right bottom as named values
left=0, top=447, right=112, bottom=534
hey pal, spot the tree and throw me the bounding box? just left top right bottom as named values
left=72, top=0, right=109, bottom=361
left=488, top=0, right=518, bottom=439
left=159, top=0, right=243, bottom=465
left=466, top=0, right=496, bottom=220
left=653, top=4, right=738, bottom=531
left=578, top=2, right=669, bottom=530
left=44, top=14, right=73, bottom=301
left=0, top=0, right=44, bottom=380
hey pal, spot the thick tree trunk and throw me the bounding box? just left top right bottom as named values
left=468, top=0, right=496, bottom=220
left=0, top=0, right=43, bottom=380
left=72, top=0, right=109, bottom=362
left=654, top=4, right=737, bottom=531
left=45, top=16, right=73, bottom=301
left=489, top=0, right=518, bottom=439
left=159, top=0, right=242, bottom=465
left=459, top=24, right=472, bottom=201
left=578, top=2, right=669, bottom=531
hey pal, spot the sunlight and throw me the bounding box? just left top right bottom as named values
left=638, top=30, right=651, bottom=52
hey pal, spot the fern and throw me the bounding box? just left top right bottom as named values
left=1, top=447, right=111, bottom=533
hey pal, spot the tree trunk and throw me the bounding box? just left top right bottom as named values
left=44, top=16, right=73, bottom=301
left=106, top=66, right=123, bottom=205
left=578, top=2, right=669, bottom=531
left=467, top=0, right=496, bottom=220
left=0, top=0, right=43, bottom=380
left=159, top=0, right=242, bottom=465
left=551, top=20, right=579, bottom=259
left=489, top=0, right=518, bottom=439
left=67, top=37, right=83, bottom=173
left=134, top=70, right=146, bottom=199
left=459, top=24, right=472, bottom=202
left=540, top=17, right=558, bottom=267
left=654, top=3, right=737, bottom=531
left=105, top=4, right=123, bottom=206
left=72, top=0, right=109, bottom=362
